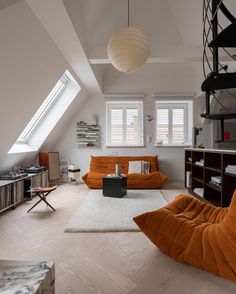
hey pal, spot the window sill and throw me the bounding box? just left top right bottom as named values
left=8, top=142, right=36, bottom=154
left=105, top=145, right=145, bottom=148
left=155, top=144, right=192, bottom=148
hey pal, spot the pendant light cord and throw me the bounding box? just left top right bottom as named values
left=128, top=0, right=130, bottom=27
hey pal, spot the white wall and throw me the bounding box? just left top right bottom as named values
left=55, top=94, right=202, bottom=181
left=0, top=1, right=79, bottom=173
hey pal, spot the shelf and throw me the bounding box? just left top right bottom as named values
left=192, top=177, right=204, bottom=184
left=77, top=124, right=100, bottom=147
left=224, top=172, right=236, bottom=178
left=205, top=166, right=221, bottom=173
left=205, top=183, right=222, bottom=193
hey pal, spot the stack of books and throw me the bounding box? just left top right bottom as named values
left=225, top=165, right=236, bottom=175
left=209, top=176, right=221, bottom=188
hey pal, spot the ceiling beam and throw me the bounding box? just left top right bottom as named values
left=26, top=0, right=102, bottom=95
left=89, top=46, right=235, bottom=64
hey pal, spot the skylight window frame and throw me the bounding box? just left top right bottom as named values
left=17, top=73, right=70, bottom=143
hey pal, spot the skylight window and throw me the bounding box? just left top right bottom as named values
left=18, top=74, right=70, bottom=143
left=9, top=70, right=81, bottom=154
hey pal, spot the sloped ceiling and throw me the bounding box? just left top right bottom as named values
left=0, top=0, right=89, bottom=173
left=1, top=0, right=236, bottom=172
left=63, top=0, right=236, bottom=95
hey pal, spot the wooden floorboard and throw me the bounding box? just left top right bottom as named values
left=0, top=183, right=236, bottom=293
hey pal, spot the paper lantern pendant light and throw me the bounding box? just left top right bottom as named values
left=107, top=0, right=150, bottom=73
left=107, top=26, right=150, bottom=73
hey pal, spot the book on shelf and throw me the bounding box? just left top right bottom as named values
left=195, top=161, right=204, bottom=166
left=227, top=165, right=236, bottom=169
left=211, top=176, right=221, bottom=184
left=225, top=167, right=236, bottom=175
left=209, top=181, right=221, bottom=189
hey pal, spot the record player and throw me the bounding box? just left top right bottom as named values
left=23, top=166, right=46, bottom=173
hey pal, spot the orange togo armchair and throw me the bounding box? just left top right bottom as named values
left=133, top=191, right=236, bottom=282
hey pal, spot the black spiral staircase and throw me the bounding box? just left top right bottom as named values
left=201, top=0, right=236, bottom=143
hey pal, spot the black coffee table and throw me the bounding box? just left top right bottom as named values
left=103, top=175, right=127, bottom=198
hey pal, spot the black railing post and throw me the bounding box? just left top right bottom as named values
left=205, top=91, right=210, bottom=115
left=220, top=119, right=224, bottom=142
left=212, top=0, right=219, bottom=74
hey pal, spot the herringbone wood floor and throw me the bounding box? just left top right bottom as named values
left=0, top=183, right=236, bottom=294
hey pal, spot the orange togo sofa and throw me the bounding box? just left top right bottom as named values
left=82, top=156, right=167, bottom=189
left=134, top=191, right=236, bottom=282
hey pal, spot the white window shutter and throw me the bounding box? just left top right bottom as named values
left=156, top=101, right=192, bottom=146
left=106, top=101, right=143, bottom=146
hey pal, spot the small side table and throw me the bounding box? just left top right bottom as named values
left=27, top=186, right=57, bottom=213
left=103, top=175, right=127, bottom=198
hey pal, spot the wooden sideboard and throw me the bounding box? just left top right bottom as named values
left=185, top=148, right=236, bottom=207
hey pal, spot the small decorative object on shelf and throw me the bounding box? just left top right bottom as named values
left=77, top=123, right=100, bottom=147
left=197, top=142, right=204, bottom=148
left=195, top=159, right=204, bottom=166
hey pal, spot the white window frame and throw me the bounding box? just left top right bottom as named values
left=106, top=101, right=144, bottom=147
left=155, top=100, right=193, bottom=147
left=17, top=73, right=70, bottom=143
left=9, top=70, right=81, bottom=154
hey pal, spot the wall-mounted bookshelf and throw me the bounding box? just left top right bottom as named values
left=77, top=124, right=100, bottom=147
left=185, top=148, right=236, bottom=207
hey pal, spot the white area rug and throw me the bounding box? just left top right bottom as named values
left=65, top=189, right=168, bottom=232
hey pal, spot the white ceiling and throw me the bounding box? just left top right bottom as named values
left=60, top=0, right=236, bottom=95
left=4, top=0, right=236, bottom=96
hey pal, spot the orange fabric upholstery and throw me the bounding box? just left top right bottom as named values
left=82, top=156, right=167, bottom=189
left=133, top=191, right=236, bottom=282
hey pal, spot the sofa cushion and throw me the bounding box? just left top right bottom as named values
left=83, top=171, right=167, bottom=189
left=128, top=161, right=142, bottom=174
left=90, top=156, right=159, bottom=174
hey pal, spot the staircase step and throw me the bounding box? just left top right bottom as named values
left=209, top=21, right=236, bottom=48
left=201, top=72, right=236, bottom=91
left=201, top=112, right=236, bottom=120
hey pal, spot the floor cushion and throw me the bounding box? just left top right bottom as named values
left=133, top=192, right=236, bottom=282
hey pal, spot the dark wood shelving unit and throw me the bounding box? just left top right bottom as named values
left=185, top=148, right=236, bottom=207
